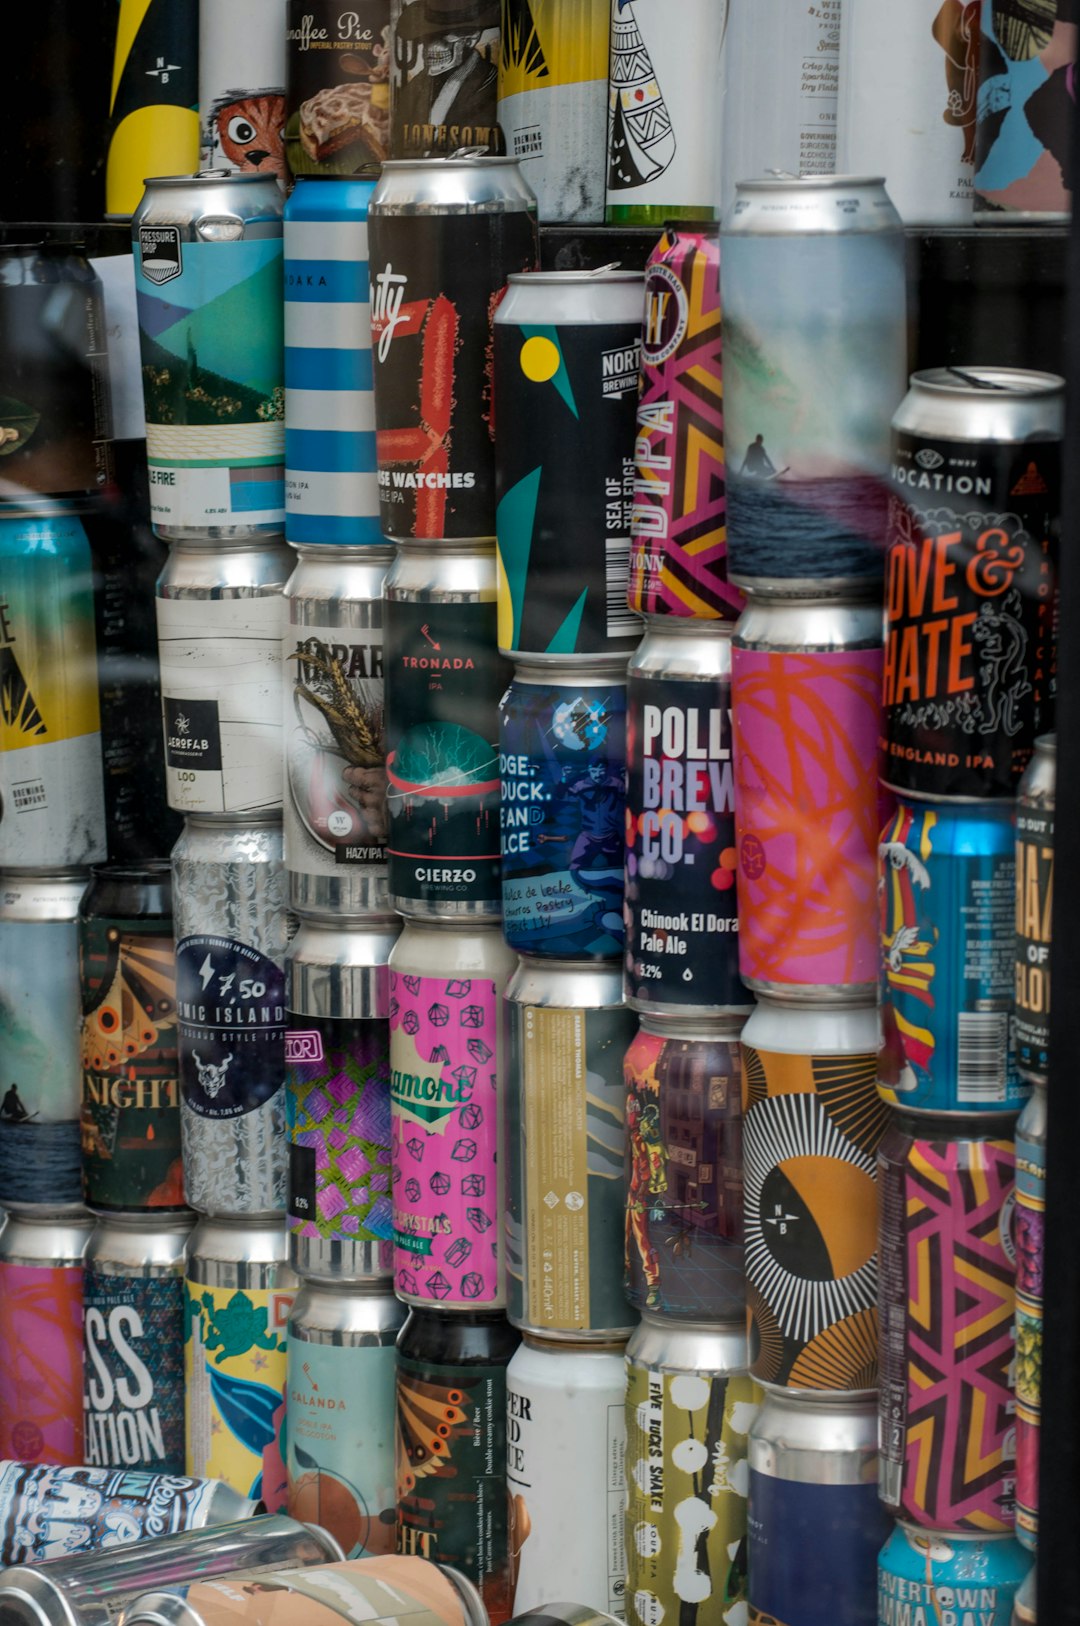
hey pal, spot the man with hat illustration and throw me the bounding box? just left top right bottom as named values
left=393, top=0, right=503, bottom=156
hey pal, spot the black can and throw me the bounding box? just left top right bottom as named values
left=368, top=157, right=538, bottom=543
left=285, top=0, right=392, bottom=179
left=390, top=0, right=503, bottom=159
left=396, top=1307, right=519, bottom=1626
left=0, top=245, right=113, bottom=504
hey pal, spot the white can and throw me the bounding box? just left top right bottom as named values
left=199, top=0, right=289, bottom=180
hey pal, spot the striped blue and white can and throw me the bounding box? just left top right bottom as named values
left=284, top=176, right=382, bottom=546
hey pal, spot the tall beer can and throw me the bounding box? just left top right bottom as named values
left=83, top=1213, right=195, bottom=1475
left=283, top=546, right=392, bottom=918
left=389, top=919, right=516, bottom=1309
left=884, top=369, right=1063, bottom=801
left=1015, top=736, right=1054, bottom=1085
left=504, top=957, right=636, bottom=1340
left=0, top=1210, right=93, bottom=1465
left=1014, top=1083, right=1045, bottom=1551
left=878, top=1113, right=1016, bottom=1532
left=604, top=0, right=726, bottom=225
left=1013, top=1564, right=1036, bottom=1626
left=497, top=0, right=610, bottom=223
left=721, top=176, right=906, bottom=595
left=284, top=178, right=382, bottom=546
left=625, top=1314, right=761, bottom=1626
left=741, top=995, right=886, bottom=1391
left=285, top=916, right=398, bottom=1280
left=506, top=1337, right=627, bottom=1618
left=747, top=1388, right=891, bottom=1626
left=200, top=0, right=288, bottom=179
left=494, top=270, right=643, bottom=660
left=0, top=869, right=85, bottom=1210
left=878, top=1525, right=1033, bottom=1626
left=184, top=1215, right=297, bottom=1508
left=837, top=0, right=977, bottom=224
left=106, top=0, right=200, bottom=219
left=974, top=5, right=1075, bottom=221
left=390, top=0, right=502, bottom=160
left=285, top=0, right=391, bottom=178
left=0, top=509, right=106, bottom=869
left=172, top=815, right=290, bottom=1217
left=719, top=0, right=840, bottom=213
left=286, top=1280, right=404, bottom=1557
left=131, top=172, right=285, bottom=539
left=368, top=158, right=539, bottom=543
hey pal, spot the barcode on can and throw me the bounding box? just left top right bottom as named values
left=605, top=538, right=640, bottom=637
left=956, top=1010, right=1009, bottom=1101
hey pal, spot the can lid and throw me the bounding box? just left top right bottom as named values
left=141, top=169, right=279, bottom=187
left=734, top=171, right=886, bottom=191
left=911, top=365, right=1065, bottom=397
left=378, top=155, right=522, bottom=168
left=507, top=266, right=643, bottom=284
left=0, top=1569, right=80, bottom=1626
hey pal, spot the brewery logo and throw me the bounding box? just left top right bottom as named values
left=370, top=262, right=410, bottom=360
left=137, top=227, right=183, bottom=287
left=601, top=340, right=640, bottom=397
left=642, top=261, right=688, bottom=365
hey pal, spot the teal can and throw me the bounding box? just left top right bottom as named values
left=878, top=1524, right=1033, bottom=1626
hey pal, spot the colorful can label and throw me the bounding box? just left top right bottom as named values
left=630, top=228, right=743, bottom=619
left=1015, top=799, right=1053, bottom=1083
left=500, top=677, right=626, bottom=957
left=0, top=513, right=105, bottom=868
left=286, top=1015, right=393, bottom=1259
left=368, top=211, right=537, bottom=539
left=748, top=1471, right=890, bottom=1626
left=743, top=1043, right=887, bottom=1390
left=133, top=235, right=285, bottom=532
left=974, top=4, right=1073, bottom=217
left=390, top=972, right=501, bottom=1307
left=0, top=1463, right=223, bottom=1566
left=182, top=1555, right=473, bottom=1626
left=506, top=1002, right=634, bottom=1335
left=623, top=1027, right=744, bottom=1319
left=396, top=1353, right=511, bottom=1619
left=184, top=1278, right=293, bottom=1508
left=879, top=802, right=1023, bottom=1113
left=877, top=1525, right=1033, bottom=1626
left=883, top=433, right=1058, bottom=797
left=625, top=1361, right=761, bottom=1626
left=1014, top=1107, right=1044, bottom=1550
left=878, top=1124, right=1016, bottom=1531
left=177, top=934, right=287, bottom=1120
left=107, top=0, right=199, bottom=219
left=80, top=920, right=183, bottom=1211
left=285, top=0, right=390, bottom=177
left=495, top=318, right=642, bottom=656
left=733, top=645, right=885, bottom=992
left=624, top=672, right=746, bottom=1010
left=200, top=0, right=287, bottom=178
left=84, top=1269, right=186, bottom=1473
left=391, top=1, right=502, bottom=158
left=287, top=1338, right=397, bottom=1557
left=285, top=624, right=387, bottom=878
left=0, top=1260, right=84, bottom=1464
left=385, top=597, right=508, bottom=910
left=156, top=593, right=284, bottom=816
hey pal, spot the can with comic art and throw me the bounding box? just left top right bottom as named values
left=0, top=1210, right=93, bottom=1466
left=878, top=1114, right=1017, bottom=1532
left=974, top=2, right=1076, bottom=220
left=389, top=920, right=516, bottom=1309
left=1014, top=1083, right=1045, bottom=1551
left=624, top=1314, right=761, bottom=1626
left=201, top=0, right=288, bottom=180
left=877, top=1524, right=1033, bottom=1626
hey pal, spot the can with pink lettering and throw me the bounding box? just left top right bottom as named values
left=0, top=1210, right=93, bottom=1465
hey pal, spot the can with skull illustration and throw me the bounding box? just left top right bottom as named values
left=390, top=0, right=503, bottom=159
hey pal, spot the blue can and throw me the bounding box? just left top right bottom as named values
left=878, top=799, right=1026, bottom=1115
left=878, top=1524, right=1032, bottom=1626
left=499, top=664, right=626, bottom=958
left=283, top=177, right=381, bottom=546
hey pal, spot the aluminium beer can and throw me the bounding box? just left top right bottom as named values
left=878, top=1113, right=1017, bottom=1532
left=106, top=0, right=200, bottom=220
left=879, top=799, right=1024, bottom=1115
left=368, top=158, right=539, bottom=543
left=286, top=1280, right=405, bottom=1558
left=285, top=916, right=399, bottom=1281
left=624, top=619, right=749, bottom=1016
left=504, top=957, right=637, bottom=1340
left=283, top=178, right=382, bottom=547
left=283, top=545, right=392, bottom=918
left=494, top=271, right=644, bottom=660
left=384, top=544, right=511, bottom=917
left=883, top=368, right=1063, bottom=800
left=508, top=1613, right=621, bottom=1626
left=741, top=994, right=887, bottom=1392
left=878, top=1524, right=1033, bottom=1626
left=395, top=1307, right=520, bottom=1625
left=131, top=172, right=285, bottom=539
left=625, top=1314, right=762, bottom=1626
left=623, top=1013, right=745, bottom=1321
left=496, top=0, right=610, bottom=223
left=389, top=918, right=516, bottom=1309
left=200, top=0, right=288, bottom=179
left=390, top=0, right=503, bottom=159
left=748, top=1387, right=891, bottom=1626
left=499, top=661, right=627, bottom=959
left=285, top=1, right=391, bottom=179
left=155, top=534, right=291, bottom=818
left=83, top=1213, right=195, bottom=1475
left=78, top=863, right=186, bottom=1213
left=506, top=1336, right=627, bottom=1618
left=0, top=869, right=86, bottom=1211
left=0, top=1210, right=93, bottom=1467
left=171, top=815, right=290, bottom=1218
left=721, top=176, right=906, bottom=594
left=184, top=1214, right=297, bottom=1509
left=974, top=5, right=1075, bottom=221
left=1013, top=1564, right=1036, bottom=1626
left=1014, top=1083, right=1045, bottom=1552
left=1015, top=736, right=1054, bottom=1085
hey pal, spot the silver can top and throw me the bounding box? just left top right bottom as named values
left=724, top=173, right=901, bottom=234
left=371, top=156, right=537, bottom=215
left=894, top=366, right=1065, bottom=443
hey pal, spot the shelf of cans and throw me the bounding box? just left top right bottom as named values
left=0, top=3, right=1068, bottom=1626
